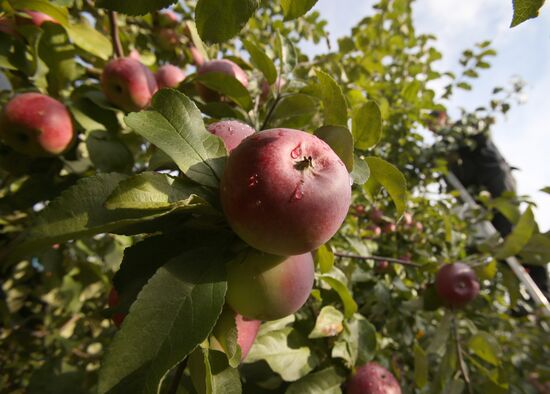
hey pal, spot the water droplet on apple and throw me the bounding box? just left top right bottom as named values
left=290, top=182, right=304, bottom=201
left=248, top=174, right=259, bottom=187
left=255, top=200, right=262, bottom=206
left=290, top=145, right=302, bottom=159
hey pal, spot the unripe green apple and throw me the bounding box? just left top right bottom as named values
left=220, top=128, right=351, bottom=256
left=101, top=57, right=158, bottom=112
left=435, top=262, right=480, bottom=308
left=226, top=250, right=314, bottom=321
left=0, top=93, right=74, bottom=156
left=346, top=362, right=401, bottom=394
left=196, top=59, right=248, bottom=102
left=207, top=120, right=255, bottom=152
left=155, top=64, right=185, bottom=89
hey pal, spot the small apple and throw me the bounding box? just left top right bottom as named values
left=402, top=212, right=413, bottom=226
left=196, top=59, right=248, bottom=102
left=375, top=260, right=390, bottom=273
left=236, top=314, right=261, bottom=360
left=0, top=93, right=74, bottom=157
left=101, top=57, right=158, bottom=112
left=189, top=45, right=205, bottom=67
left=155, top=64, right=185, bottom=89
left=435, top=262, right=480, bottom=308
left=17, top=10, right=58, bottom=27
left=226, top=250, right=314, bottom=321
left=207, top=120, right=255, bottom=152
left=365, top=225, right=382, bottom=238
left=382, top=222, right=397, bottom=234
left=368, top=208, right=384, bottom=223
left=157, top=10, right=179, bottom=27
left=260, top=77, right=285, bottom=102
left=354, top=204, right=366, bottom=216
left=156, top=27, right=179, bottom=51
left=108, top=288, right=126, bottom=328
left=220, top=128, right=351, bottom=256
left=346, top=362, right=401, bottom=394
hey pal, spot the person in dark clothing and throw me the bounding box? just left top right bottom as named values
left=430, top=111, right=549, bottom=297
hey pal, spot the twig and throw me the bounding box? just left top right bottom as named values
left=167, top=358, right=188, bottom=394
left=260, top=93, right=282, bottom=131
left=451, top=314, right=473, bottom=394
left=108, top=11, right=124, bottom=58
left=333, top=251, right=422, bottom=267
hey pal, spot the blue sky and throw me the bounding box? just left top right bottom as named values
left=307, top=0, right=550, bottom=231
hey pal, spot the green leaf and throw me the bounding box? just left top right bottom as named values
left=211, top=308, right=241, bottom=368
left=314, top=244, right=334, bottom=274
left=97, top=246, right=227, bottom=394
left=315, top=69, right=348, bottom=127
left=276, top=31, right=298, bottom=74
left=105, top=172, right=210, bottom=211
left=285, top=367, right=345, bottom=394
left=245, top=327, right=318, bottom=382
left=125, top=89, right=227, bottom=188
left=268, top=94, right=319, bottom=129
left=540, top=186, right=550, bottom=194
left=281, top=0, right=318, bottom=21
left=364, top=157, right=407, bottom=216
left=10, top=0, right=70, bottom=26
left=309, top=306, right=344, bottom=339
left=195, top=0, right=259, bottom=44
left=350, top=154, right=370, bottom=185
left=86, top=131, right=133, bottom=173
left=319, top=275, right=357, bottom=318
left=495, top=206, right=535, bottom=259
left=520, top=233, right=550, bottom=265
left=414, top=342, right=428, bottom=388
left=511, top=0, right=545, bottom=27
left=314, top=126, right=354, bottom=172
left=67, top=20, right=112, bottom=60
left=242, top=39, right=277, bottom=84
left=195, top=72, right=253, bottom=110
left=189, top=348, right=241, bottom=394
left=468, top=332, right=501, bottom=366
left=427, top=313, right=452, bottom=354
left=331, top=314, right=376, bottom=368
left=352, top=101, right=382, bottom=150
left=401, top=81, right=421, bottom=102
left=95, top=0, right=177, bottom=15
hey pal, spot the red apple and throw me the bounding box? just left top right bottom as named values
left=236, top=314, right=261, bottom=360
left=435, top=262, right=480, bottom=308
left=189, top=45, right=205, bottom=67
left=207, top=120, right=255, bottom=152
left=0, top=93, right=74, bottom=157
left=197, top=59, right=248, bottom=102
left=375, top=260, right=390, bottom=273
left=402, top=212, right=413, bottom=226
left=346, top=362, right=402, bottom=394
left=155, top=64, right=185, bottom=89
left=101, top=57, right=158, bottom=112
left=382, top=222, right=396, bottom=234
left=366, top=225, right=382, bottom=238
left=226, top=250, right=314, bottom=321
left=108, top=288, right=126, bottom=328
left=369, top=208, right=384, bottom=223
left=156, top=27, right=179, bottom=51
left=260, top=77, right=285, bottom=102
left=17, top=10, right=58, bottom=27
left=220, top=128, right=351, bottom=256
left=354, top=204, right=366, bottom=216
left=158, top=10, right=179, bottom=27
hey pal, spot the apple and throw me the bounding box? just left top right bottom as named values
left=158, top=10, right=179, bottom=27
left=260, top=77, right=285, bottom=102
left=346, top=362, right=401, bottom=394
left=196, top=59, right=248, bottom=102
left=354, top=204, right=366, bottom=216
left=375, top=260, right=390, bottom=273
left=382, top=222, right=396, bottom=234
left=0, top=93, right=74, bottom=157
left=226, top=250, right=314, bottom=321
left=435, top=262, right=480, bottom=308
left=369, top=208, right=384, bottom=223
left=156, top=27, right=179, bottom=51
left=17, top=10, right=58, bottom=27
left=155, top=64, right=185, bottom=89
left=101, top=57, right=158, bottom=112
left=415, top=221, right=424, bottom=232
left=236, top=314, right=261, bottom=361
left=207, top=120, right=255, bottom=152
left=220, top=128, right=352, bottom=256
left=189, top=45, right=205, bottom=67
left=108, top=288, right=126, bottom=328
left=402, top=212, right=413, bottom=226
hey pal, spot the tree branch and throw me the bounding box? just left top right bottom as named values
left=108, top=11, right=124, bottom=58
left=333, top=251, right=422, bottom=267
left=452, top=314, right=473, bottom=394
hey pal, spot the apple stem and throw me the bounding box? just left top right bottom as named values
left=451, top=314, right=474, bottom=394
left=260, top=93, right=282, bottom=131
left=334, top=251, right=422, bottom=267
left=167, top=357, right=187, bottom=394
left=108, top=11, right=124, bottom=58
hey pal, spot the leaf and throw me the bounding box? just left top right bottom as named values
left=364, top=157, right=407, bottom=216
left=414, top=342, right=428, bottom=388
left=189, top=348, right=242, bottom=394
left=245, top=327, right=318, bottom=382
left=195, top=0, right=259, bottom=44
left=315, top=69, right=348, bottom=127
left=511, top=0, right=545, bottom=27
left=281, top=0, right=319, bottom=21
left=314, top=126, right=354, bottom=172
left=401, top=81, right=421, bottom=102
left=314, top=244, right=334, bottom=274
left=97, top=246, right=228, bottom=394
left=540, top=186, right=550, bottom=194
left=352, top=101, right=382, bottom=150
left=95, top=0, right=177, bottom=15
left=319, top=275, right=357, bottom=318
left=427, top=313, right=452, bottom=354
left=268, top=94, right=319, bottom=129
left=105, top=172, right=209, bottom=210
left=242, top=39, right=277, bottom=84
left=331, top=314, right=376, bottom=368
left=67, top=20, right=112, bottom=60
left=520, top=233, right=550, bottom=265
left=285, top=367, right=345, bottom=394
left=194, top=72, right=253, bottom=110
left=495, top=206, right=535, bottom=259
left=10, top=0, right=70, bottom=26
left=86, top=131, right=133, bottom=173
left=350, top=154, right=370, bottom=185
left=210, top=308, right=241, bottom=368
left=308, top=306, right=344, bottom=339
left=276, top=31, right=297, bottom=74
left=125, top=89, right=226, bottom=188
left=468, top=332, right=501, bottom=366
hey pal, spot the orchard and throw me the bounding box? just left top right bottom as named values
left=0, top=1, right=549, bottom=394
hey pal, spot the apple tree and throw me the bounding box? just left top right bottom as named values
left=0, top=0, right=549, bottom=393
